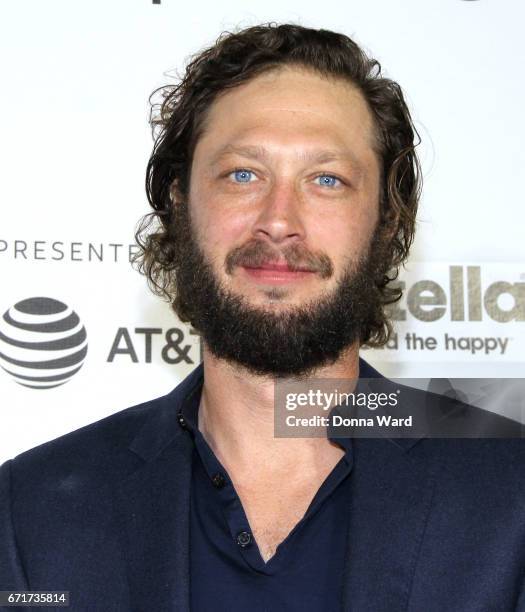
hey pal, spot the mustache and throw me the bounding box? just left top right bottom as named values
left=224, top=240, right=333, bottom=279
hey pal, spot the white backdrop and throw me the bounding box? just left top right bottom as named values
left=1, top=0, right=524, bottom=463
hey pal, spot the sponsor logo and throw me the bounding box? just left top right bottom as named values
left=387, top=266, right=525, bottom=322
left=0, top=297, right=87, bottom=389
left=107, top=327, right=199, bottom=364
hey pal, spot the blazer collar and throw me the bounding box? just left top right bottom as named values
left=115, top=365, right=203, bottom=612
left=127, top=356, right=406, bottom=462
left=128, top=363, right=204, bottom=463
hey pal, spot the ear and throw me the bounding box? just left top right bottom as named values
left=169, top=179, right=184, bottom=206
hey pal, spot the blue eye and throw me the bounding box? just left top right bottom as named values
left=232, top=169, right=254, bottom=183
left=316, top=175, right=340, bottom=188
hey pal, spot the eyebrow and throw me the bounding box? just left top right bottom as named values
left=209, top=144, right=365, bottom=171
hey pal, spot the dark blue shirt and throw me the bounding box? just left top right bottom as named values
left=179, top=381, right=354, bottom=612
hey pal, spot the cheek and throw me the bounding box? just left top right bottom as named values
left=356, top=205, right=379, bottom=241
left=316, top=205, right=378, bottom=264
left=189, top=190, right=253, bottom=263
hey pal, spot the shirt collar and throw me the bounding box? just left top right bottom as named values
left=178, top=357, right=382, bottom=450
left=178, top=371, right=355, bottom=457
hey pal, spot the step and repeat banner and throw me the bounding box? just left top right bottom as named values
left=1, top=0, right=524, bottom=462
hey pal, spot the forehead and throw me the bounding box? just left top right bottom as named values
left=193, top=65, right=379, bottom=166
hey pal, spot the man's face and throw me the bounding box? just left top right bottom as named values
left=189, top=66, right=380, bottom=310
left=174, top=66, right=383, bottom=378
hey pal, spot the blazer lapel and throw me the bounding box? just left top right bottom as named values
left=113, top=366, right=204, bottom=612
left=114, top=431, right=193, bottom=612
left=341, top=435, right=437, bottom=611
left=341, top=359, right=438, bottom=611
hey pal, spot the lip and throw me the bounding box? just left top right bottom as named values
left=241, top=264, right=315, bottom=284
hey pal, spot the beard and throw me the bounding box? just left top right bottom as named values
left=170, top=202, right=386, bottom=379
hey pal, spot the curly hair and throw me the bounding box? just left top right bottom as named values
left=135, top=22, right=422, bottom=347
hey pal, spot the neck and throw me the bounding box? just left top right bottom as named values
left=198, top=343, right=360, bottom=483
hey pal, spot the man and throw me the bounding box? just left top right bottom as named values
left=1, top=23, right=524, bottom=612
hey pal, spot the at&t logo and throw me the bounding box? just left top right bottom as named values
left=0, top=297, right=87, bottom=389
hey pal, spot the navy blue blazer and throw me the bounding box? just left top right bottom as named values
left=1, top=360, right=524, bottom=611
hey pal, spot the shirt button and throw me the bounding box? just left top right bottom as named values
left=177, top=411, right=187, bottom=430
left=237, top=531, right=252, bottom=548
left=211, top=473, right=226, bottom=489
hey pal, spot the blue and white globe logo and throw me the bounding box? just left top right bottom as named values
left=0, top=297, right=87, bottom=389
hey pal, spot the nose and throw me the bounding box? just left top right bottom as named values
left=251, top=179, right=306, bottom=246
